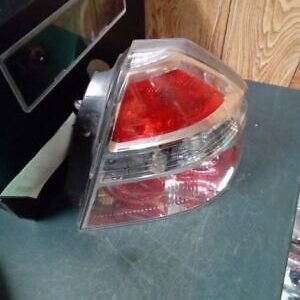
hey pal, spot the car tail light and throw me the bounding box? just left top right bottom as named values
left=69, top=39, right=247, bottom=229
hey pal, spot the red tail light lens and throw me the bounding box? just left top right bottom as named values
left=112, top=69, right=224, bottom=142
left=74, top=39, right=247, bottom=229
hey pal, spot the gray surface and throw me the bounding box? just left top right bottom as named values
left=1, top=81, right=300, bottom=300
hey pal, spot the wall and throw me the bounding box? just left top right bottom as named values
left=145, top=0, right=300, bottom=89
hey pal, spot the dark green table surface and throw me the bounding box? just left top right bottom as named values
left=1, top=82, right=300, bottom=300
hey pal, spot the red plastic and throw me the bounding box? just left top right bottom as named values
left=112, top=69, right=224, bottom=142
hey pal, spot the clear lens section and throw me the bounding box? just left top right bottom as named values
left=0, top=0, right=126, bottom=112
left=86, top=135, right=242, bottom=228
left=80, top=39, right=247, bottom=229
left=101, top=118, right=243, bottom=184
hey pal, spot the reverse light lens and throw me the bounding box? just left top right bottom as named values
left=87, top=140, right=241, bottom=227
left=112, top=69, right=224, bottom=142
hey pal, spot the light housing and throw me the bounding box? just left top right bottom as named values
left=68, top=38, right=247, bottom=229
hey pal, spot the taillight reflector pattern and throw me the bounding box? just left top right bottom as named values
left=112, top=69, right=224, bottom=142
